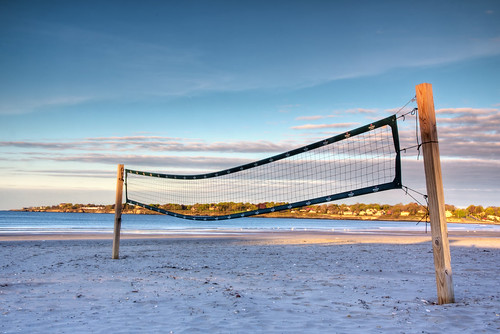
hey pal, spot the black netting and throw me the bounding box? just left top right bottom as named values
left=125, top=115, right=401, bottom=220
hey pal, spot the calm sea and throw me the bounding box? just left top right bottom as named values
left=0, top=211, right=499, bottom=235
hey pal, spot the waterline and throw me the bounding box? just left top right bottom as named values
left=1, top=211, right=499, bottom=235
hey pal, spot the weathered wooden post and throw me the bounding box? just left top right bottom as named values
left=415, top=83, right=455, bottom=304
left=112, top=164, right=125, bottom=259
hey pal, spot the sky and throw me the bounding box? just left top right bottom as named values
left=1, top=0, right=499, bottom=210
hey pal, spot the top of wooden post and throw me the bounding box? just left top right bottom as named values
left=416, top=83, right=439, bottom=144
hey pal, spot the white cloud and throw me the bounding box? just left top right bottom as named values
left=37, top=153, right=254, bottom=171
left=437, top=111, right=500, bottom=131
left=278, top=104, right=301, bottom=113
left=436, top=108, right=497, bottom=115
left=291, top=123, right=359, bottom=130
left=397, top=107, right=500, bottom=160
left=0, top=137, right=298, bottom=154
left=295, top=115, right=325, bottom=121
left=345, top=108, right=377, bottom=114
left=13, top=169, right=114, bottom=178
left=3, top=104, right=499, bottom=163
left=295, top=115, right=336, bottom=121
left=0, top=96, right=93, bottom=115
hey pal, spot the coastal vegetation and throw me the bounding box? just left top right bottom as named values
left=17, top=202, right=500, bottom=223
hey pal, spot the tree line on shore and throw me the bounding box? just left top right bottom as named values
left=19, top=202, right=500, bottom=223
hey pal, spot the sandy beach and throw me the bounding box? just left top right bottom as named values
left=1, top=230, right=499, bottom=333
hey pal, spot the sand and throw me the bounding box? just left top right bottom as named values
left=1, top=231, right=499, bottom=333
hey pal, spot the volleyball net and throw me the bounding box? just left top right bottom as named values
left=124, top=115, right=401, bottom=220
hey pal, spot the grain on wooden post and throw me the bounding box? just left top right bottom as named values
left=415, top=83, right=455, bottom=304
left=112, top=164, right=125, bottom=259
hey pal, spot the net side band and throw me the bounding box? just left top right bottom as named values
left=125, top=115, right=399, bottom=180
left=126, top=181, right=398, bottom=221
left=123, top=114, right=401, bottom=220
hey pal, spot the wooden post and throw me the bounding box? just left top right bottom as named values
left=415, top=83, right=455, bottom=304
left=112, top=164, right=125, bottom=259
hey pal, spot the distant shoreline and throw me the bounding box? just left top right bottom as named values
left=9, top=207, right=500, bottom=225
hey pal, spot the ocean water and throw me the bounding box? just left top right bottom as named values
left=0, top=211, right=498, bottom=235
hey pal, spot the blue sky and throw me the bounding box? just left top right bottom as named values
left=1, top=0, right=499, bottom=210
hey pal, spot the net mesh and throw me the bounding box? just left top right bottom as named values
left=125, top=115, right=401, bottom=220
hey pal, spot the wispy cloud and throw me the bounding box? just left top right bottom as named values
left=398, top=108, right=500, bottom=160
left=437, top=110, right=499, bottom=129
left=0, top=96, right=93, bottom=115
left=0, top=136, right=298, bottom=154
left=295, top=115, right=336, bottom=121
left=436, top=108, right=497, bottom=115
left=30, top=153, right=253, bottom=171
left=345, top=108, right=377, bottom=114
left=0, top=142, right=78, bottom=150
left=3, top=106, right=499, bottom=175
left=278, top=104, right=301, bottom=113
left=291, top=123, right=359, bottom=130
left=294, top=108, right=379, bottom=124
left=295, top=115, right=324, bottom=121
left=11, top=169, right=115, bottom=178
